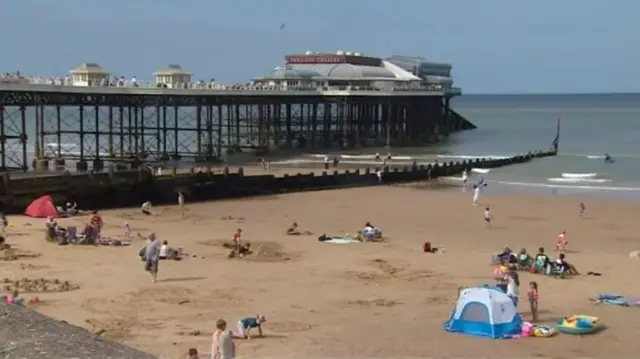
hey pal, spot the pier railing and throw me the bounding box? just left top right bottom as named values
left=0, top=76, right=461, bottom=95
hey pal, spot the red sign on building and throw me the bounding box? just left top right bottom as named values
left=286, top=55, right=345, bottom=64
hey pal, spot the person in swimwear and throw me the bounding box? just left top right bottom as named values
left=484, top=207, right=492, bottom=228
left=555, top=231, right=567, bottom=252
left=286, top=222, right=300, bottom=235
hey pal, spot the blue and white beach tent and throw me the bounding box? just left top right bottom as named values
left=444, top=286, right=522, bottom=339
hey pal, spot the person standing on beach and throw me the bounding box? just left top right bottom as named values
left=178, top=192, right=185, bottom=218
left=484, top=207, right=492, bottom=228
left=472, top=185, right=481, bottom=205
left=233, top=229, right=243, bottom=259
left=144, top=233, right=161, bottom=283
left=579, top=202, right=586, bottom=218
left=212, top=319, right=236, bottom=359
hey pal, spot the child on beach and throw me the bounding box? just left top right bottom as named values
left=124, top=222, right=131, bottom=238
left=505, top=271, right=520, bottom=307
left=484, top=207, right=492, bottom=228
left=555, top=231, right=567, bottom=252
left=528, top=281, right=539, bottom=322
left=579, top=202, right=586, bottom=217
left=473, top=185, right=480, bottom=205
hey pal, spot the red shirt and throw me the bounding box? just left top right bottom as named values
left=90, top=215, right=102, bottom=227
left=233, top=232, right=242, bottom=243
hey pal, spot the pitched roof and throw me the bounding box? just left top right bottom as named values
left=70, top=63, right=109, bottom=74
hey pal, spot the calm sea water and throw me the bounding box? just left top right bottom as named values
left=283, top=93, right=640, bottom=200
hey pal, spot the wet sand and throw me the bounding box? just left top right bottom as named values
left=3, top=183, right=640, bottom=358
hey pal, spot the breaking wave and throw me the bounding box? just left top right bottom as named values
left=561, top=173, right=598, bottom=179
left=547, top=177, right=610, bottom=184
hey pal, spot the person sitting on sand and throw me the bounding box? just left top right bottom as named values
left=286, top=222, right=301, bottom=235
left=65, top=201, right=78, bottom=216
left=159, top=240, right=180, bottom=260
left=141, top=201, right=152, bottom=216
left=554, top=253, right=579, bottom=276
left=360, top=222, right=383, bottom=241
left=6, top=290, right=23, bottom=306
left=534, top=247, right=551, bottom=274
left=236, top=315, right=266, bottom=339
left=517, top=248, right=532, bottom=270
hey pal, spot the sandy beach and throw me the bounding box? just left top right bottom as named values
left=3, top=180, right=640, bottom=358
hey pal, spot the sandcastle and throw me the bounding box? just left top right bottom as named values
left=2, top=277, right=80, bottom=293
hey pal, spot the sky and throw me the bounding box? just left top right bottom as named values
left=1, top=0, right=638, bottom=94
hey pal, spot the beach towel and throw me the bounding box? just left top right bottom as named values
left=318, top=235, right=359, bottom=244
left=591, top=294, right=640, bottom=307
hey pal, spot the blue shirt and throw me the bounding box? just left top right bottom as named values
left=240, top=317, right=260, bottom=329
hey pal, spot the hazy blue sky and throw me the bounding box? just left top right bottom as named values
left=1, top=0, right=638, bottom=94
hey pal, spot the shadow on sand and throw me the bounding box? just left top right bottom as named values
left=160, top=276, right=205, bottom=283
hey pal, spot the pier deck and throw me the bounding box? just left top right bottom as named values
left=0, top=82, right=471, bottom=172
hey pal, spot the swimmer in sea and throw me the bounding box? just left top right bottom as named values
left=604, top=153, right=615, bottom=164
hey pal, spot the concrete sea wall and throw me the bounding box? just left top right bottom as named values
left=0, top=150, right=556, bottom=214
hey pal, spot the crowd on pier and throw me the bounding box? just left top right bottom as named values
left=0, top=72, right=448, bottom=93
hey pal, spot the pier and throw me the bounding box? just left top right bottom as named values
left=0, top=52, right=475, bottom=172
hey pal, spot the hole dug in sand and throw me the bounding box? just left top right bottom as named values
left=268, top=321, right=314, bottom=333
left=2, top=277, right=79, bottom=293
left=244, top=242, right=296, bottom=263
left=346, top=258, right=452, bottom=286
left=346, top=298, right=403, bottom=308
left=198, top=239, right=296, bottom=262
left=2, top=248, right=42, bottom=261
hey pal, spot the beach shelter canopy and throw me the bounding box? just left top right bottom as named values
left=24, top=195, right=59, bottom=218
left=444, top=286, right=522, bottom=339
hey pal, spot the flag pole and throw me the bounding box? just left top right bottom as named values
left=553, top=117, right=561, bottom=152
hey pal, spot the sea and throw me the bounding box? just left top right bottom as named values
left=273, top=93, right=640, bottom=201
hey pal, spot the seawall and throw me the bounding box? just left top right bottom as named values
left=0, top=150, right=556, bottom=214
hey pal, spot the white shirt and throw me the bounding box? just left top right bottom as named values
left=462, top=171, right=468, bottom=180
left=141, top=202, right=152, bottom=211
left=376, top=170, right=382, bottom=179
left=505, top=276, right=519, bottom=297
left=364, top=226, right=374, bottom=233
left=474, top=187, right=480, bottom=197
left=212, top=330, right=235, bottom=359
left=159, top=244, right=169, bottom=258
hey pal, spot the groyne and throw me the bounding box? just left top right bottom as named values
left=0, top=150, right=556, bottom=213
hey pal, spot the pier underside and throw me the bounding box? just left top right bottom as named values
left=0, top=91, right=474, bottom=171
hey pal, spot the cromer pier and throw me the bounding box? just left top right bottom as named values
left=0, top=52, right=474, bottom=173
